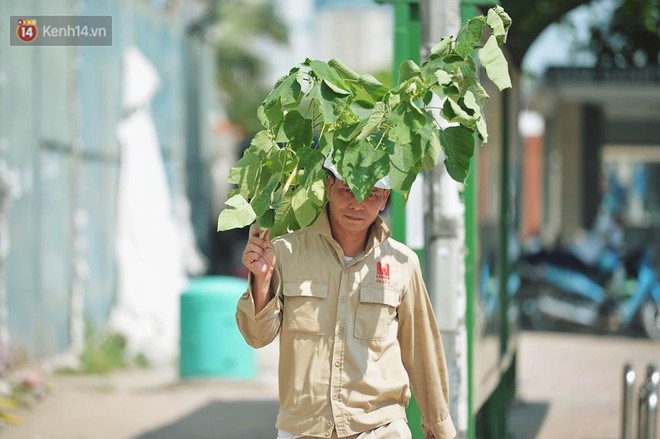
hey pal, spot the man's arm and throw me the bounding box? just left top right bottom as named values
left=235, top=227, right=282, bottom=348
left=241, top=227, right=276, bottom=314
left=398, top=255, right=457, bottom=439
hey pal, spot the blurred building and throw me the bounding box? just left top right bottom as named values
left=0, top=0, right=221, bottom=366
left=271, top=0, right=393, bottom=81
left=526, top=66, right=660, bottom=265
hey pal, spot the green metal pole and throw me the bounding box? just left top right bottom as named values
left=459, top=5, right=480, bottom=438
left=392, top=6, right=424, bottom=437
left=461, top=3, right=512, bottom=439
left=380, top=2, right=424, bottom=437
left=390, top=1, right=420, bottom=245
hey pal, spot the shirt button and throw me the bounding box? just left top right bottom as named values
left=334, top=361, right=341, bottom=367
left=340, top=297, right=346, bottom=303
left=337, top=327, right=344, bottom=334
left=332, top=394, right=340, bottom=400
left=326, top=420, right=333, bottom=427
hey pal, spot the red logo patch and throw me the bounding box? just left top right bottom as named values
left=376, top=262, right=390, bottom=284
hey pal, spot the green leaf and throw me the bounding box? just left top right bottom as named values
left=217, top=194, right=257, bottom=231
left=309, top=81, right=348, bottom=124
left=389, top=140, right=417, bottom=174
left=261, top=101, right=284, bottom=129
left=388, top=135, right=420, bottom=199
left=398, top=60, right=421, bottom=83
left=334, top=140, right=389, bottom=201
left=261, top=70, right=301, bottom=129
left=435, top=70, right=452, bottom=85
left=308, top=178, right=326, bottom=206
left=478, top=35, right=511, bottom=91
left=487, top=6, right=511, bottom=44
left=282, top=110, right=313, bottom=149
left=356, top=102, right=386, bottom=141
left=359, top=73, right=386, bottom=89
left=317, top=131, right=333, bottom=156
left=277, top=71, right=303, bottom=107
left=421, top=56, right=445, bottom=84
left=462, top=90, right=481, bottom=117
left=309, top=60, right=349, bottom=90
left=323, top=79, right=351, bottom=96
left=476, top=115, right=488, bottom=143
left=328, top=59, right=388, bottom=108
left=388, top=100, right=427, bottom=146
left=336, top=119, right=368, bottom=142
left=439, top=125, right=475, bottom=182
left=404, top=100, right=428, bottom=132
left=250, top=173, right=280, bottom=216
left=469, top=79, right=490, bottom=102
left=289, top=179, right=325, bottom=229
left=443, top=97, right=476, bottom=126
left=388, top=108, right=412, bottom=145
left=461, top=90, right=487, bottom=142
left=347, top=74, right=389, bottom=108
left=270, top=191, right=298, bottom=237
left=259, top=209, right=275, bottom=229
left=328, top=58, right=360, bottom=81
left=454, top=17, right=485, bottom=58
left=227, top=149, right=260, bottom=186
left=251, top=130, right=277, bottom=154
left=257, top=105, right=269, bottom=128
left=431, top=36, right=453, bottom=56
left=418, top=124, right=441, bottom=172
left=350, top=101, right=375, bottom=120
left=297, top=147, right=326, bottom=186
left=227, top=133, right=275, bottom=199
left=291, top=185, right=318, bottom=228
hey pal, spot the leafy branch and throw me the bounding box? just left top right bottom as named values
left=218, top=6, right=512, bottom=237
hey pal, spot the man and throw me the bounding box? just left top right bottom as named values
left=236, top=160, right=456, bottom=439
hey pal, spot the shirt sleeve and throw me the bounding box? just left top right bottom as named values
left=235, top=266, right=283, bottom=349
left=397, top=255, right=457, bottom=439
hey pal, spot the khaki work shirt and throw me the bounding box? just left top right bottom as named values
left=236, top=210, right=456, bottom=439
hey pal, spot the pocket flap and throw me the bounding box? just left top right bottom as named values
left=283, top=281, right=329, bottom=298
left=360, top=284, right=400, bottom=307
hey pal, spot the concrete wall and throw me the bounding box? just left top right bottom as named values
left=544, top=102, right=584, bottom=245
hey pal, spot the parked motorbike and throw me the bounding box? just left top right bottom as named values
left=517, top=247, right=660, bottom=341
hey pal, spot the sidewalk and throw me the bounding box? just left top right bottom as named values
left=5, top=331, right=659, bottom=439
left=510, top=331, right=659, bottom=439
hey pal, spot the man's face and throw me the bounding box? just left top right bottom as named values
left=326, top=176, right=390, bottom=235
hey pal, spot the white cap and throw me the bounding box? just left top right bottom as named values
left=323, top=155, right=391, bottom=189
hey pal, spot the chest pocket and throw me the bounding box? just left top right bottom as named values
left=282, top=281, right=329, bottom=335
left=354, top=283, right=401, bottom=340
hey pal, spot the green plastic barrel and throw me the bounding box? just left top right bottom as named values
left=179, top=276, right=256, bottom=379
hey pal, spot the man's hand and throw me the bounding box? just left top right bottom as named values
left=242, top=227, right=276, bottom=314
left=242, top=227, right=275, bottom=278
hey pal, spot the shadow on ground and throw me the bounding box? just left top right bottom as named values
left=133, top=397, right=547, bottom=439
left=134, top=399, right=279, bottom=439
left=509, top=400, right=549, bottom=439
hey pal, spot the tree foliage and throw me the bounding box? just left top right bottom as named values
left=501, top=0, right=660, bottom=69
left=500, top=0, right=592, bottom=67
left=583, top=0, right=660, bottom=67
left=217, top=7, right=512, bottom=236
left=212, top=0, right=288, bottom=133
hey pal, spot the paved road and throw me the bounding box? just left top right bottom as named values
left=6, top=331, right=659, bottom=439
